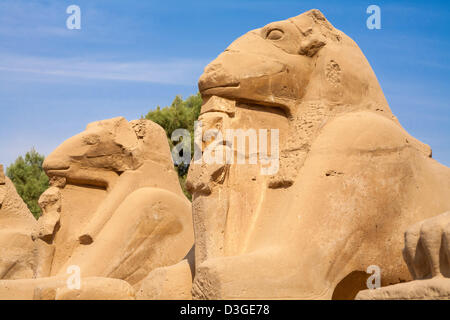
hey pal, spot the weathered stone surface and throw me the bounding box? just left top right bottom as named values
left=32, top=186, right=61, bottom=242
left=53, top=277, right=136, bottom=300
left=356, top=278, right=450, bottom=300
left=201, top=95, right=236, bottom=117
left=357, top=212, right=450, bottom=300
left=0, top=276, right=132, bottom=300
left=187, top=9, right=450, bottom=299
left=136, top=259, right=193, bottom=300
left=0, top=276, right=134, bottom=300
left=0, top=277, right=66, bottom=300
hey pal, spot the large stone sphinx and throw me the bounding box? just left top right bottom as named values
left=0, top=117, right=194, bottom=299
left=186, top=9, right=450, bottom=299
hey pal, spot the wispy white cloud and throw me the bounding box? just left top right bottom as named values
left=0, top=25, right=70, bottom=38
left=0, top=0, right=65, bottom=36
left=0, top=0, right=143, bottom=43
left=0, top=54, right=208, bottom=85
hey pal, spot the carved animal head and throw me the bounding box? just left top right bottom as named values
left=187, top=9, right=433, bottom=275
left=43, top=117, right=171, bottom=188
left=198, top=9, right=391, bottom=116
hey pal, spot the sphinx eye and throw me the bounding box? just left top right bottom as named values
left=266, top=29, right=284, bottom=40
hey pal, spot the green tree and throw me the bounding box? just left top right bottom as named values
left=6, top=148, right=49, bottom=219
left=144, top=93, right=202, bottom=199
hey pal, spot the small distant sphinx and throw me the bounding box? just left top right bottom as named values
left=0, top=164, right=36, bottom=280
left=0, top=117, right=194, bottom=299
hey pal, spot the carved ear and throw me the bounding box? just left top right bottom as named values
left=292, top=9, right=337, bottom=57
left=108, top=117, right=138, bottom=151
left=130, top=119, right=148, bottom=140
left=307, top=9, right=328, bottom=24
left=130, top=119, right=173, bottom=163
left=299, top=37, right=326, bottom=57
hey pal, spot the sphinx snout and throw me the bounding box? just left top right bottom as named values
left=42, top=156, right=70, bottom=172
left=199, top=51, right=285, bottom=96
left=198, top=61, right=239, bottom=93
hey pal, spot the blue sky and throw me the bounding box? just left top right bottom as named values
left=0, top=0, right=449, bottom=167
